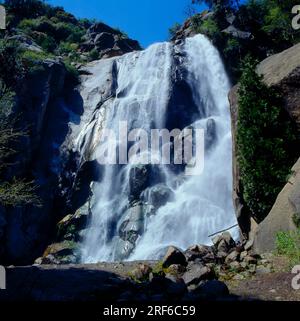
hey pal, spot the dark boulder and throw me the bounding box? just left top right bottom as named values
left=129, top=165, right=149, bottom=201
left=183, top=264, right=215, bottom=286
left=162, top=246, right=187, bottom=268
left=191, top=280, right=229, bottom=300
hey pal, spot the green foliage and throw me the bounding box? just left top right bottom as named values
left=0, top=81, right=15, bottom=117
left=19, top=49, right=52, bottom=74
left=293, top=213, right=300, bottom=228
left=276, top=229, right=300, bottom=266
left=237, top=57, right=298, bottom=222
left=88, top=48, right=99, bottom=61
left=0, top=39, right=24, bottom=87
left=151, top=261, right=172, bottom=277
left=58, top=42, right=78, bottom=55
left=15, top=7, right=86, bottom=58
left=262, top=2, right=297, bottom=47
left=169, top=22, right=181, bottom=39
left=189, top=0, right=300, bottom=80
left=0, top=179, right=41, bottom=206
left=197, top=18, right=219, bottom=39
left=0, top=80, right=41, bottom=207
left=38, top=34, right=56, bottom=52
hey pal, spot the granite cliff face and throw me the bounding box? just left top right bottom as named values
left=0, top=22, right=142, bottom=265
left=0, top=58, right=68, bottom=264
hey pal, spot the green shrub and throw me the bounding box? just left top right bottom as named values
left=21, top=49, right=52, bottom=62
left=18, top=18, right=40, bottom=31
left=0, top=39, right=24, bottom=87
left=198, top=18, right=219, bottom=37
left=0, top=179, right=41, bottom=206
left=276, top=229, right=300, bottom=266
left=237, top=57, right=298, bottom=222
left=0, top=81, right=41, bottom=207
left=88, top=48, right=99, bottom=61
left=19, top=50, right=54, bottom=75
left=38, top=35, right=57, bottom=52
left=58, top=42, right=79, bottom=55
left=293, top=213, right=300, bottom=228
left=0, top=80, right=15, bottom=117
left=169, top=22, right=181, bottom=39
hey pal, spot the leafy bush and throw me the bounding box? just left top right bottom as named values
left=37, top=34, right=57, bottom=52
left=0, top=81, right=41, bottom=206
left=198, top=18, right=219, bottom=38
left=88, top=48, right=99, bottom=61
left=0, top=179, right=41, bottom=206
left=58, top=42, right=79, bottom=55
left=0, top=39, right=24, bottom=87
left=18, top=17, right=85, bottom=51
left=189, top=0, right=300, bottom=81
left=18, top=17, right=40, bottom=31
left=20, top=49, right=52, bottom=62
left=237, top=57, right=298, bottom=222
left=276, top=229, right=300, bottom=266
left=293, top=213, right=300, bottom=228
left=0, top=81, right=15, bottom=117
left=19, top=50, right=53, bottom=75
left=169, top=22, right=181, bottom=39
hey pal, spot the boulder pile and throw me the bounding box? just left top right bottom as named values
left=126, top=232, right=273, bottom=301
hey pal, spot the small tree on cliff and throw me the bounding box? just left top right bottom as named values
left=0, top=81, right=40, bottom=206
left=237, top=57, right=298, bottom=222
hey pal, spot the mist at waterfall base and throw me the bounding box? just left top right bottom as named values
left=75, top=34, right=238, bottom=263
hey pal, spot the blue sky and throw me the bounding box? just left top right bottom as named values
left=48, top=0, right=205, bottom=48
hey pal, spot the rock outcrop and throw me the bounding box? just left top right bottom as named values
left=0, top=20, right=142, bottom=265
left=253, top=158, right=300, bottom=253
left=0, top=58, right=69, bottom=264
left=81, top=22, right=141, bottom=59
left=2, top=231, right=273, bottom=302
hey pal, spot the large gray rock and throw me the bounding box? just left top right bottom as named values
left=144, top=184, right=175, bottom=209
left=253, top=158, right=300, bottom=253
left=8, top=34, right=43, bottom=52
left=183, top=264, right=214, bottom=286
left=222, top=25, right=251, bottom=39
left=129, top=165, right=149, bottom=201
left=57, top=201, right=91, bottom=242
left=257, top=43, right=300, bottom=131
left=119, top=205, right=144, bottom=245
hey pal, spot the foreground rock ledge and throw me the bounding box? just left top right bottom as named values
left=0, top=263, right=232, bottom=302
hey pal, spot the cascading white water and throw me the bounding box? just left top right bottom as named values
left=75, top=34, right=238, bottom=263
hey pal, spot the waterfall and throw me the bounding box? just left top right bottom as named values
left=71, top=34, right=238, bottom=263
